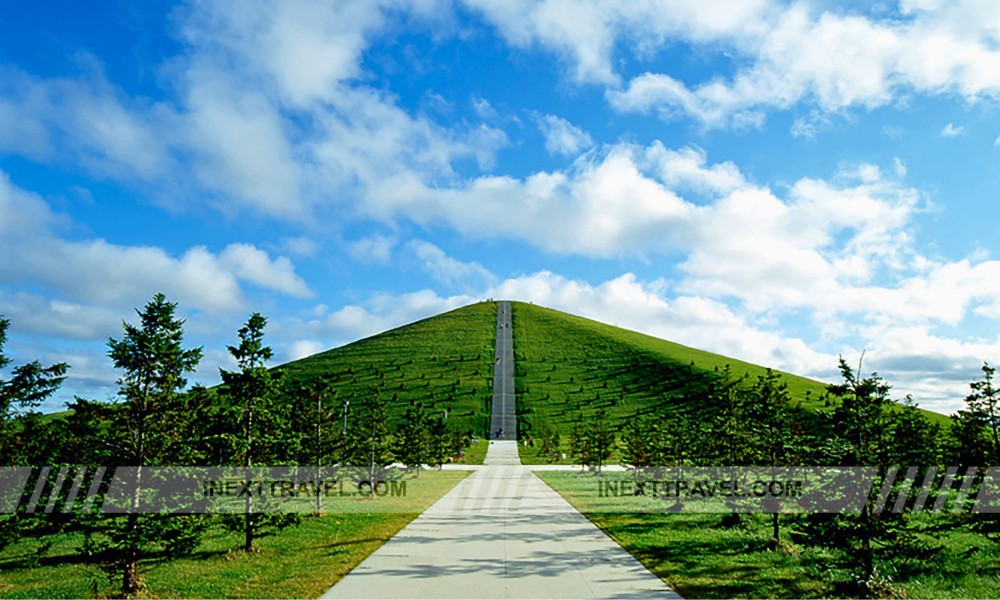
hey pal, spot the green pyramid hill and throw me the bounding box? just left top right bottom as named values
left=275, top=301, right=499, bottom=437
left=277, top=300, right=947, bottom=448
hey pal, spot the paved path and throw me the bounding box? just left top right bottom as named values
left=321, top=461, right=680, bottom=598
left=322, top=300, right=680, bottom=598
left=490, top=301, right=517, bottom=441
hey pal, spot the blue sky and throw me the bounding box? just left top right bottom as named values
left=2, top=0, right=1000, bottom=414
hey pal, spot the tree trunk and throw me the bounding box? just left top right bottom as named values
left=244, top=397, right=254, bottom=552
left=122, top=556, right=138, bottom=597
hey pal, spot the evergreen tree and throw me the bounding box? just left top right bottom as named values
left=745, top=369, right=793, bottom=546
left=824, top=355, right=896, bottom=595
left=951, top=363, right=1000, bottom=466
left=888, top=395, right=940, bottom=468
left=394, top=407, right=429, bottom=472
left=344, top=388, right=393, bottom=495
left=285, top=377, right=339, bottom=512
left=568, top=408, right=592, bottom=469
left=424, top=414, right=450, bottom=468
left=621, top=414, right=656, bottom=467
left=588, top=408, right=616, bottom=473
left=0, top=316, right=69, bottom=464
left=0, top=319, right=69, bottom=556
left=705, top=365, right=751, bottom=465
left=84, top=294, right=203, bottom=597
left=219, top=313, right=288, bottom=552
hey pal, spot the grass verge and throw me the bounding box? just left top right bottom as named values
left=537, top=470, right=1000, bottom=599
left=0, top=470, right=471, bottom=598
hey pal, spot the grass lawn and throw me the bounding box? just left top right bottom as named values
left=278, top=302, right=497, bottom=439
left=537, top=470, right=1000, bottom=599
left=510, top=302, right=948, bottom=458
left=0, top=470, right=471, bottom=599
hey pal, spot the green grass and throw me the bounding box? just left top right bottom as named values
left=0, top=470, right=471, bottom=599
left=538, top=471, right=1000, bottom=599
left=510, top=302, right=947, bottom=459
left=277, top=301, right=498, bottom=442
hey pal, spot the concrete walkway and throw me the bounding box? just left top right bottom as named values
left=321, top=301, right=679, bottom=598
left=322, top=447, right=679, bottom=598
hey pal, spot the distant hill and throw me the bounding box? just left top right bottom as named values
left=509, top=302, right=947, bottom=440
left=275, top=301, right=498, bottom=436
left=277, top=300, right=947, bottom=443
left=510, top=302, right=823, bottom=437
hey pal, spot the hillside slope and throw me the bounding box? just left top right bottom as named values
left=276, top=301, right=497, bottom=436
left=510, top=302, right=947, bottom=447
left=275, top=300, right=945, bottom=447
left=512, top=302, right=826, bottom=434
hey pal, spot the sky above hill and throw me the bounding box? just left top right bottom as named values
left=2, top=0, right=1000, bottom=414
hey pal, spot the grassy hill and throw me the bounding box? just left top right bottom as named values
left=509, top=302, right=947, bottom=459
left=275, top=301, right=497, bottom=440
left=510, top=302, right=821, bottom=448
left=275, top=300, right=947, bottom=451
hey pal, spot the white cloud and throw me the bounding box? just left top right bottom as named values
left=941, top=122, right=966, bottom=137
left=464, top=0, right=773, bottom=85
left=535, top=114, right=594, bottom=156
left=790, top=110, right=834, bottom=138
left=288, top=339, right=325, bottom=361
left=175, top=0, right=393, bottom=108
left=369, top=142, right=696, bottom=257
left=0, top=171, right=311, bottom=316
left=470, top=1, right=1000, bottom=126
left=348, top=235, right=397, bottom=264
left=406, top=240, right=496, bottom=289
left=218, top=243, right=313, bottom=298
left=472, top=96, right=500, bottom=121
left=0, top=67, right=176, bottom=180
left=0, top=1, right=507, bottom=223
left=282, top=236, right=320, bottom=257
left=893, top=157, right=907, bottom=178
left=281, top=289, right=476, bottom=349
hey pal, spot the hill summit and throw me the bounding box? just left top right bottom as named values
left=276, top=301, right=837, bottom=440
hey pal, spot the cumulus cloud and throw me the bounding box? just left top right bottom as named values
left=279, top=289, right=476, bottom=350
left=348, top=235, right=397, bottom=264
left=0, top=1, right=506, bottom=222
left=0, top=67, right=176, bottom=179
left=941, top=122, right=966, bottom=137
left=535, top=114, right=594, bottom=156
left=406, top=240, right=496, bottom=289
left=466, top=0, right=1000, bottom=126
left=368, top=142, right=696, bottom=256
left=0, top=171, right=311, bottom=318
